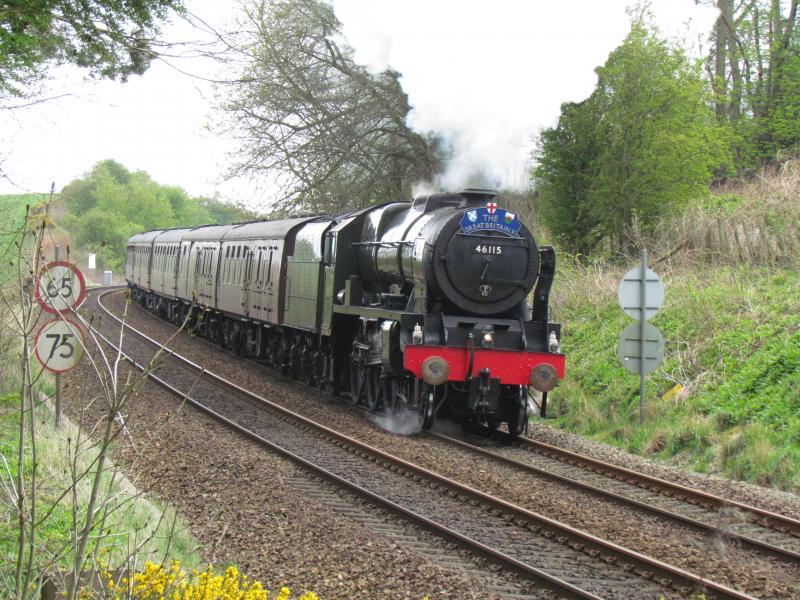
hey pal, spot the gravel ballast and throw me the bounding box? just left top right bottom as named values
left=93, top=291, right=800, bottom=598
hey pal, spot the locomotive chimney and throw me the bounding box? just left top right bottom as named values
left=459, top=188, right=497, bottom=207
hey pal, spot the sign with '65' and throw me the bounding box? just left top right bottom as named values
left=35, top=260, right=87, bottom=314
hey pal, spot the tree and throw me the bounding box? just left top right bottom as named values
left=534, top=19, right=730, bottom=254
left=59, top=160, right=257, bottom=270
left=705, top=0, right=800, bottom=167
left=0, top=0, right=184, bottom=99
left=198, top=196, right=258, bottom=224
left=533, top=97, right=604, bottom=255
left=220, top=0, right=442, bottom=214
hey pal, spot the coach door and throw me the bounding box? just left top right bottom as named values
left=194, top=246, right=213, bottom=305
left=241, top=246, right=254, bottom=318
left=193, top=247, right=205, bottom=304
left=178, top=242, right=191, bottom=299
left=266, top=241, right=284, bottom=325
left=251, top=247, right=266, bottom=322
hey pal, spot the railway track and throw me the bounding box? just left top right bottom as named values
left=85, top=288, right=756, bottom=599
left=430, top=428, right=800, bottom=562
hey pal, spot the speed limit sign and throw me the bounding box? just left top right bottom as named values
left=35, top=261, right=86, bottom=314
left=34, top=318, right=85, bottom=374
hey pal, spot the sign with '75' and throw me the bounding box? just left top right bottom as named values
left=35, top=260, right=87, bottom=314
left=34, top=318, right=85, bottom=374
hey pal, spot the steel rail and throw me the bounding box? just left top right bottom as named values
left=498, top=428, right=800, bottom=541
left=88, top=291, right=594, bottom=599
left=429, top=430, right=800, bottom=563
left=92, top=288, right=756, bottom=600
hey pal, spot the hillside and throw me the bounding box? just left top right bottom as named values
left=0, top=192, right=45, bottom=237
left=0, top=193, right=51, bottom=284
left=546, top=162, right=800, bottom=492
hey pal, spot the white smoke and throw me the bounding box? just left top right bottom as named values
left=369, top=411, right=422, bottom=436
left=331, top=0, right=718, bottom=193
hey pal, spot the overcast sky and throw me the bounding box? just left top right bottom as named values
left=0, top=0, right=718, bottom=210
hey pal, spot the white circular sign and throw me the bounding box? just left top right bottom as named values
left=616, top=322, right=665, bottom=375
left=36, top=261, right=87, bottom=314
left=618, top=266, right=664, bottom=321
left=34, top=318, right=85, bottom=374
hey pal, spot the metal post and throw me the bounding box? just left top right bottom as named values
left=639, top=249, right=647, bottom=425
left=54, top=245, right=62, bottom=428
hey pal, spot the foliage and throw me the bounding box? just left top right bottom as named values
left=220, top=0, right=443, bottom=214
left=706, top=0, right=800, bottom=169
left=99, top=561, right=318, bottom=600
left=0, top=393, right=201, bottom=580
left=533, top=19, right=731, bottom=255
left=532, top=98, right=603, bottom=255
left=0, top=194, right=45, bottom=285
left=0, top=0, right=184, bottom=99
left=198, top=197, right=258, bottom=225
left=59, top=160, right=257, bottom=271
left=546, top=259, right=800, bottom=491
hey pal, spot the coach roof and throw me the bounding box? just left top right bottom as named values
left=182, top=224, right=235, bottom=242
left=129, top=230, right=165, bottom=244
left=222, top=217, right=321, bottom=241
left=153, top=228, right=192, bottom=243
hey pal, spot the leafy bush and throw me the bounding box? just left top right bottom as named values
left=99, top=560, right=318, bottom=600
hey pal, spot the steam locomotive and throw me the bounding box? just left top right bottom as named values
left=125, top=189, right=565, bottom=435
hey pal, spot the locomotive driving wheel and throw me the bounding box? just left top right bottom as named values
left=507, top=386, right=529, bottom=437
left=349, top=357, right=364, bottom=405
left=299, top=344, right=314, bottom=386
left=312, top=351, right=326, bottom=389
left=381, top=376, right=403, bottom=414
left=363, top=367, right=382, bottom=411
left=417, top=382, right=435, bottom=430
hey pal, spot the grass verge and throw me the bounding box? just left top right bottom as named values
left=0, top=390, right=201, bottom=591
left=546, top=258, right=800, bottom=492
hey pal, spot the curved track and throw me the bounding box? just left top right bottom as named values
left=82, top=288, right=758, bottom=600
left=430, top=428, right=800, bottom=562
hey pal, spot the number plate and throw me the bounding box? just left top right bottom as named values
left=473, top=244, right=503, bottom=255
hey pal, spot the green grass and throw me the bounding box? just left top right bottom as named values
left=546, top=259, right=800, bottom=491
left=0, top=193, right=41, bottom=236
left=0, top=194, right=46, bottom=287
left=0, top=391, right=201, bottom=593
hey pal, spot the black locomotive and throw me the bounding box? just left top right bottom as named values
left=126, top=188, right=564, bottom=435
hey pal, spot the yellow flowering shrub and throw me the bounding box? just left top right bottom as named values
left=96, top=560, right=318, bottom=600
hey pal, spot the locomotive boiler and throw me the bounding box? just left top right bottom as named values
left=125, top=188, right=564, bottom=435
